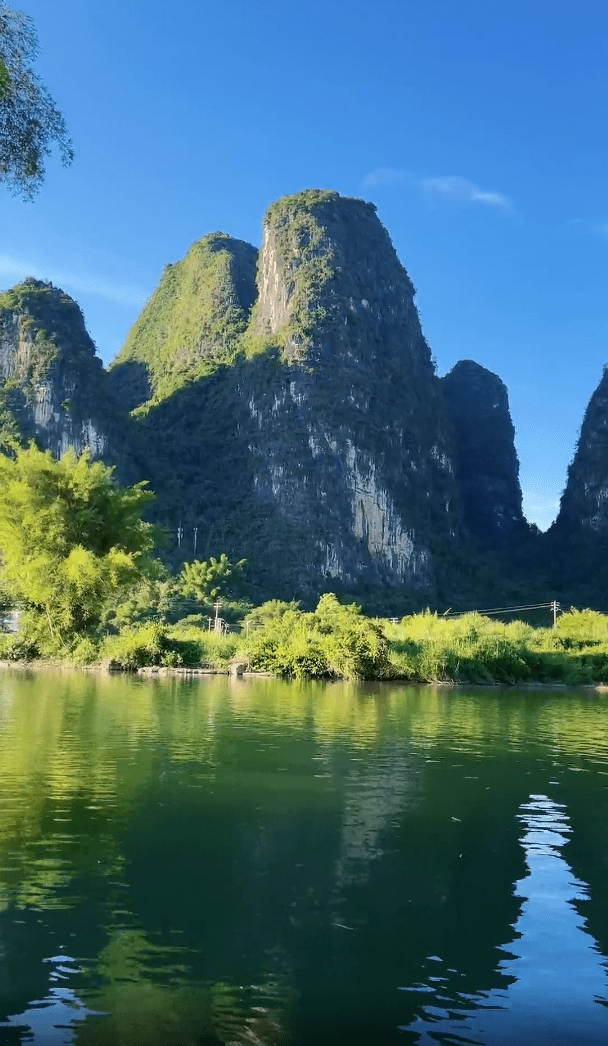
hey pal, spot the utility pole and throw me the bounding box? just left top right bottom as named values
left=213, top=601, right=222, bottom=634
left=193, top=526, right=198, bottom=559
left=177, top=523, right=183, bottom=549
left=552, top=600, right=560, bottom=627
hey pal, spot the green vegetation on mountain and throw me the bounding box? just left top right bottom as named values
left=0, top=278, right=153, bottom=490
left=0, top=278, right=93, bottom=381
left=109, top=233, right=258, bottom=409
left=245, top=190, right=338, bottom=361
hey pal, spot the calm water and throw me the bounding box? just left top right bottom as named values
left=0, top=674, right=608, bottom=1045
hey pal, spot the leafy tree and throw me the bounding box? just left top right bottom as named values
left=104, top=575, right=183, bottom=630
left=244, top=599, right=299, bottom=631
left=0, top=444, right=156, bottom=651
left=179, top=553, right=247, bottom=604
left=0, top=2, right=73, bottom=198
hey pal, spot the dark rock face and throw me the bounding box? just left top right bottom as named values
left=555, top=366, right=608, bottom=536
left=0, top=279, right=140, bottom=481
left=441, top=359, right=525, bottom=545
left=546, top=367, right=608, bottom=600
left=105, top=190, right=468, bottom=599
left=236, top=190, right=463, bottom=592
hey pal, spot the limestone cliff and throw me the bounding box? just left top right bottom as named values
left=1, top=194, right=546, bottom=606
left=548, top=366, right=608, bottom=599
left=555, top=366, right=608, bottom=535
left=128, top=190, right=466, bottom=600
left=0, top=279, right=139, bottom=479
left=441, top=360, right=526, bottom=545
left=108, top=233, right=258, bottom=410
left=238, top=190, right=461, bottom=591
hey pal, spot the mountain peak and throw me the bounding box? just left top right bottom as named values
left=109, top=232, right=258, bottom=410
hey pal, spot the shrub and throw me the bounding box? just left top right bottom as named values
left=555, top=609, right=608, bottom=649
left=71, top=637, right=99, bottom=666
left=245, top=594, right=390, bottom=679
left=0, top=632, right=39, bottom=661
left=104, top=623, right=200, bottom=671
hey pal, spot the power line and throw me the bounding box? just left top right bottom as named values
left=443, top=602, right=555, bottom=617
left=441, top=600, right=561, bottom=625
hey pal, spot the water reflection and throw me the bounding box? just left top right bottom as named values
left=404, top=795, right=608, bottom=1045
left=1, top=676, right=608, bottom=1044
left=0, top=955, right=107, bottom=1043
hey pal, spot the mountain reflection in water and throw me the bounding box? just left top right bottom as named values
left=0, top=677, right=607, bottom=1045
left=403, top=794, right=608, bottom=1045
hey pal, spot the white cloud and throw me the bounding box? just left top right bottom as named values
left=361, top=167, right=409, bottom=190
left=361, top=169, right=511, bottom=210
left=0, top=254, right=147, bottom=308
left=421, top=176, right=511, bottom=209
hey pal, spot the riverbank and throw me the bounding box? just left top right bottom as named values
left=1, top=658, right=608, bottom=692
left=3, top=603, right=608, bottom=687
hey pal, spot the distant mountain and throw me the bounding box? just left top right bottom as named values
left=109, top=233, right=258, bottom=410
left=0, top=278, right=145, bottom=483
left=546, top=366, right=608, bottom=605
left=441, top=359, right=527, bottom=546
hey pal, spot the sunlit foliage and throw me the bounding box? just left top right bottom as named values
left=0, top=444, right=156, bottom=652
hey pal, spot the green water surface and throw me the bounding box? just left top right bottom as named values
left=0, top=672, right=607, bottom=1045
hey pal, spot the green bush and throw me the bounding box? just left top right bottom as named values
left=555, top=609, right=608, bottom=649
left=0, top=631, right=40, bottom=661
left=70, top=637, right=100, bottom=666
left=245, top=594, right=390, bottom=679
left=103, top=623, right=201, bottom=671
left=166, top=625, right=239, bottom=666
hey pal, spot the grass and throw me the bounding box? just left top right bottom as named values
left=382, top=608, right=608, bottom=685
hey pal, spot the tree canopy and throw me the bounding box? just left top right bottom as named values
left=0, top=445, right=156, bottom=650
left=0, top=2, right=73, bottom=198
left=179, top=553, right=247, bottom=604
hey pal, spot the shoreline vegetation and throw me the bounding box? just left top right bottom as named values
left=3, top=601, right=608, bottom=688
left=2, top=444, right=608, bottom=689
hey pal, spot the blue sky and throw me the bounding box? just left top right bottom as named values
left=2, top=0, right=607, bottom=530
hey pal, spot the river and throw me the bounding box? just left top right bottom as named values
left=0, top=671, right=607, bottom=1045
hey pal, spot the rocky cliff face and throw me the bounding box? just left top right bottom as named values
left=555, top=366, right=608, bottom=535
left=233, top=190, right=462, bottom=593
left=113, top=190, right=470, bottom=600
left=441, top=359, right=526, bottom=545
left=547, top=367, right=608, bottom=599
left=0, top=279, right=139, bottom=479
